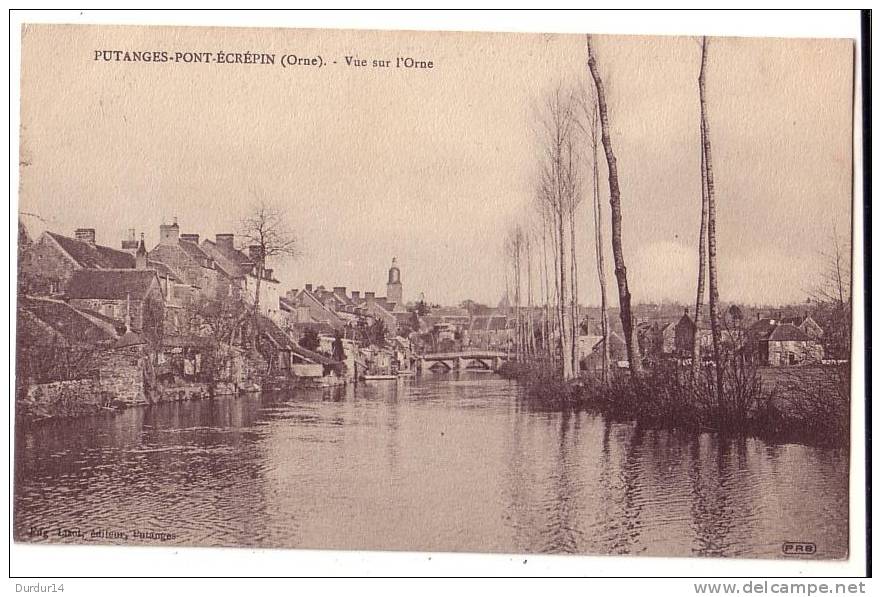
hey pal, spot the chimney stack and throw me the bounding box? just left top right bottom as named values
left=305, top=283, right=313, bottom=292
left=351, top=291, right=360, bottom=300
left=334, top=286, right=347, bottom=297
left=215, top=233, right=235, bottom=250
left=121, top=228, right=138, bottom=251
left=286, top=289, right=299, bottom=301
left=159, top=220, right=180, bottom=245
left=135, top=233, right=148, bottom=270
left=264, top=268, right=273, bottom=280
left=180, top=233, right=200, bottom=244
left=248, top=245, right=263, bottom=262
left=75, top=228, right=96, bottom=245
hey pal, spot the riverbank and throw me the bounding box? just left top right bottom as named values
left=497, top=360, right=850, bottom=447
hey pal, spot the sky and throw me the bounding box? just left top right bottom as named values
left=19, top=25, right=854, bottom=307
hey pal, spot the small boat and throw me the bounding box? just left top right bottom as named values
left=363, top=374, right=397, bottom=381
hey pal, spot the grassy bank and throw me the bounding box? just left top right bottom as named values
left=498, top=360, right=849, bottom=448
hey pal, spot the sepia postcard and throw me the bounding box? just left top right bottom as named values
left=13, top=19, right=860, bottom=569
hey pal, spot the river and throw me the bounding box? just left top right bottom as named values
left=13, top=372, right=848, bottom=558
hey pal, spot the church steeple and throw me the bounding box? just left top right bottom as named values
left=387, top=257, right=402, bottom=305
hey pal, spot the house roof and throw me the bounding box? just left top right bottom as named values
left=18, top=297, right=119, bottom=345
left=748, top=318, right=779, bottom=341
left=258, top=315, right=298, bottom=350
left=769, top=323, right=812, bottom=342
left=46, top=231, right=135, bottom=269
left=146, top=260, right=182, bottom=283
left=66, top=269, right=159, bottom=300
left=287, top=321, right=338, bottom=337
left=291, top=344, right=340, bottom=366
left=201, top=240, right=279, bottom=283
left=200, top=239, right=250, bottom=278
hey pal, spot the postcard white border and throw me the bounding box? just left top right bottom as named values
left=5, top=8, right=868, bottom=583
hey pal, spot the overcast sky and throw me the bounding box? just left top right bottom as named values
left=19, top=25, right=853, bottom=307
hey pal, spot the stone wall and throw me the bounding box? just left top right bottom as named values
left=98, top=346, right=149, bottom=405
left=20, top=379, right=109, bottom=419
left=768, top=340, right=824, bottom=366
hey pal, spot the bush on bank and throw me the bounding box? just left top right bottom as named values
left=498, top=359, right=849, bottom=448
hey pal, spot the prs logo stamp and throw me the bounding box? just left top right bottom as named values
left=782, top=542, right=817, bottom=555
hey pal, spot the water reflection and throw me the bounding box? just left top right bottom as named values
left=14, top=373, right=848, bottom=558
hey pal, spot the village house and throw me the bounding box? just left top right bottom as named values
left=147, top=221, right=228, bottom=302
left=747, top=316, right=824, bottom=366
left=19, top=228, right=136, bottom=295
left=282, top=285, right=346, bottom=330
left=200, top=233, right=281, bottom=321
left=577, top=331, right=628, bottom=372
left=466, top=314, right=512, bottom=350
left=64, top=268, right=164, bottom=336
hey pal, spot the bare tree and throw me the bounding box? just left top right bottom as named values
left=535, top=86, right=581, bottom=379
left=581, top=89, right=611, bottom=381
left=809, top=229, right=852, bottom=359
left=692, top=40, right=711, bottom=381
left=586, top=35, right=642, bottom=376
left=238, top=201, right=300, bottom=351
left=698, top=36, right=724, bottom=404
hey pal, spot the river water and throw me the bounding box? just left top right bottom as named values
left=14, top=372, right=848, bottom=558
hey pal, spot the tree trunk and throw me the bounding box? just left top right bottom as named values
left=569, top=195, right=579, bottom=374
left=590, top=97, right=611, bottom=382
left=699, top=36, right=725, bottom=407
left=692, top=102, right=710, bottom=381
left=252, top=262, right=263, bottom=356
left=587, top=35, right=642, bottom=376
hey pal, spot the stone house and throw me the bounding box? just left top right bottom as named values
left=779, top=313, right=824, bottom=341
left=19, top=228, right=135, bottom=295
left=283, top=285, right=346, bottom=329
left=148, top=221, right=227, bottom=302
left=747, top=317, right=825, bottom=366
left=577, top=331, right=628, bottom=372
left=200, top=233, right=281, bottom=321
left=65, top=269, right=165, bottom=342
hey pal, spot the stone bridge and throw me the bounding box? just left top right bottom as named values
left=416, top=350, right=509, bottom=372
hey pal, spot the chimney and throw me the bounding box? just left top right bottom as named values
left=248, top=245, right=262, bottom=262
left=180, top=233, right=200, bottom=244
left=121, top=228, right=138, bottom=251
left=135, top=233, right=148, bottom=270
left=286, top=289, right=298, bottom=301
left=264, top=268, right=273, bottom=280
left=215, top=233, right=235, bottom=250
left=75, top=228, right=96, bottom=245
left=351, top=291, right=360, bottom=300
left=305, top=283, right=313, bottom=292
left=365, top=291, right=376, bottom=304
left=334, top=286, right=347, bottom=297
left=159, top=220, right=179, bottom=245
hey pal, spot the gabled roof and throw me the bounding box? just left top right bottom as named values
left=178, top=239, right=213, bottom=265
left=748, top=318, right=779, bottom=342
left=201, top=239, right=279, bottom=283
left=66, top=269, right=159, bottom=300
left=257, top=315, right=297, bottom=350
left=18, top=296, right=119, bottom=345
left=200, top=239, right=250, bottom=279
left=45, top=231, right=135, bottom=269
left=769, top=323, right=812, bottom=342
left=291, top=344, right=340, bottom=366
left=291, top=288, right=344, bottom=324
left=146, top=260, right=182, bottom=283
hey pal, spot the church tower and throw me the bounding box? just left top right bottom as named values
left=387, top=257, right=403, bottom=306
